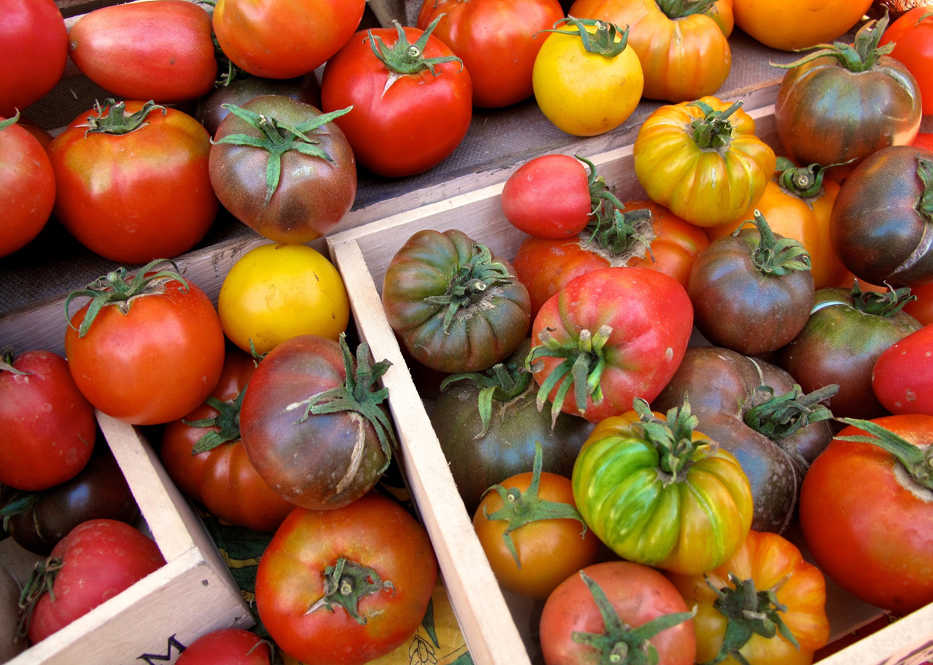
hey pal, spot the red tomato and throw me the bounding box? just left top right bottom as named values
left=872, top=324, right=933, bottom=415
left=800, top=414, right=933, bottom=614
left=27, top=519, right=165, bottom=643
left=0, top=350, right=95, bottom=491
left=416, top=0, right=564, bottom=108
left=880, top=7, right=933, bottom=116
left=0, top=0, right=67, bottom=116
left=176, top=628, right=271, bottom=665
left=501, top=154, right=594, bottom=239
left=904, top=278, right=933, bottom=324
left=48, top=100, right=217, bottom=264
left=0, top=114, right=55, bottom=257
left=914, top=132, right=933, bottom=152
left=65, top=260, right=226, bottom=426
left=255, top=493, right=437, bottom=665
left=321, top=21, right=472, bottom=178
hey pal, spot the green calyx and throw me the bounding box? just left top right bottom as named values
left=542, top=17, right=630, bottom=57
left=775, top=157, right=827, bottom=199
left=655, top=0, right=718, bottom=19
left=847, top=281, right=916, bottom=317
left=917, top=157, right=933, bottom=222
left=836, top=417, right=933, bottom=491
left=65, top=258, right=189, bottom=339
left=689, top=100, right=741, bottom=151
left=0, top=351, right=28, bottom=377
left=633, top=398, right=703, bottom=484
left=773, top=12, right=893, bottom=73
left=743, top=383, right=838, bottom=442
left=740, top=210, right=811, bottom=276
left=481, top=442, right=587, bottom=567
left=585, top=206, right=655, bottom=259
left=18, top=556, right=64, bottom=639
left=183, top=390, right=248, bottom=454
left=291, top=333, right=395, bottom=476
left=369, top=16, right=462, bottom=80
left=305, top=557, right=394, bottom=624
left=0, top=110, right=21, bottom=131
left=213, top=102, right=353, bottom=204
left=527, top=324, right=613, bottom=425
left=423, top=243, right=515, bottom=333
left=79, top=99, right=166, bottom=136
left=701, top=574, right=799, bottom=665
left=572, top=570, right=696, bottom=665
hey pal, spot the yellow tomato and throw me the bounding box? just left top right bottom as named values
left=532, top=17, right=644, bottom=137
left=218, top=243, right=349, bottom=355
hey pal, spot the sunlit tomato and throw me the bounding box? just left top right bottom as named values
left=0, top=114, right=54, bottom=257
left=501, top=154, right=594, bottom=239
left=732, top=0, right=872, bottom=51
left=0, top=0, right=67, bottom=117
left=872, top=324, right=933, bottom=416
left=880, top=7, right=933, bottom=116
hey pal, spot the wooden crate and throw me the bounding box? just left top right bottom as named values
left=324, top=105, right=933, bottom=665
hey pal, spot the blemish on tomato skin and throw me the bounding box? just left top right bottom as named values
left=664, top=347, right=673, bottom=362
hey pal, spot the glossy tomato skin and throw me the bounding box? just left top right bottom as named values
left=416, top=0, right=564, bottom=108
left=540, top=561, right=696, bottom=665
left=733, top=0, right=871, bottom=51
left=501, top=154, right=591, bottom=239
left=255, top=494, right=437, bottom=665
left=0, top=350, right=95, bottom=491
left=49, top=102, right=217, bottom=264
left=321, top=26, right=472, bottom=177
left=800, top=415, right=933, bottom=614
left=213, top=0, right=365, bottom=79
left=0, top=116, right=55, bottom=257
left=881, top=7, right=933, bottom=116
left=29, top=519, right=165, bottom=643
left=209, top=96, right=357, bottom=244
left=65, top=274, right=226, bottom=426
left=176, top=628, right=271, bottom=665
left=0, top=0, right=67, bottom=117
left=872, top=324, right=933, bottom=416
left=68, top=0, right=216, bottom=103
left=197, top=75, right=322, bottom=137
left=161, top=348, right=294, bottom=532
left=831, top=145, right=933, bottom=286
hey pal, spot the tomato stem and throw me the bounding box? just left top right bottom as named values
left=368, top=16, right=463, bottom=79
left=304, top=557, right=394, bottom=624
left=917, top=157, right=933, bottom=222
left=0, top=110, right=20, bottom=131
left=689, top=100, right=741, bottom=151
left=17, top=556, right=63, bottom=639
left=771, top=13, right=893, bottom=73
left=655, top=0, right=719, bottom=19
left=633, top=398, right=705, bottom=482
left=540, top=17, right=630, bottom=57
left=847, top=281, right=916, bottom=317
left=79, top=99, right=166, bottom=136
left=743, top=383, right=838, bottom=444
left=183, top=390, right=248, bottom=454
left=744, top=210, right=811, bottom=276
left=835, top=417, right=933, bottom=490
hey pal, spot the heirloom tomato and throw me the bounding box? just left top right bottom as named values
left=416, top=0, right=564, bottom=108
left=633, top=97, right=776, bottom=228
left=732, top=0, right=871, bottom=51
left=255, top=493, right=437, bottom=665
left=880, top=7, right=933, bottom=116
left=68, top=0, right=216, bottom=103
left=213, top=0, right=365, bottom=79
left=569, top=0, right=732, bottom=102
left=176, top=628, right=271, bottom=665
left=532, top=18, right=644, bottom=137
left=162, top=347, right=294, bottom=532
left=669, top=530, right=830, bottom=665
left=321, top=18, right=472, bottom=177
left=48, top=100, right=217, bottom=264
left=197, top=75, right=322, bottom=137
left=572, top=399, right=753, bottom=574
left=872, top=324, right=933, bottom=416
left=0, top=0, right=67, bottom=117
left=64, top=260, right=226, bottom=426
left=0, top=114, right=55, bottom=257
left=774, top=14, right=922, bottom=167
left=528, top=267, right=692, bottom=423
left=915, top=133, right=933, bottom=152
left=540, top=561, right=696, bottom=665
left=800, top=415, right=933, bottom=614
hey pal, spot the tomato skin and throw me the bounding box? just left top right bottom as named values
left=732, top=0, right=871, bottom=51
left=800, top=415, right=933, bottom=614
left=881, top=8, right=933, bottom=116
left=255, top=494, right=437, bottom=665
left=68, top=0, right=216, bottom=103
left=416, top=0, right=564, bottom=108
left=0, top=0, right=67, bottom=117
left=904, top=279, right=933, bottom=325
left=176, top=628, right=271, bottom=665
left=197, top=75, right=322, bottom=137
left=915, top=133, right=933, bottom=152
left=501, top=155, right=592, bottom=240
left=321, top=26, right=472, bottom=178
left=213, top=0, right=365, bottom=79
left=49, top=101, right=217, bottom=264
left=0, top=116, right=55, bottom=257
left=872, top=324, right=933, bottom=416
left=0, top=350, right=95, bottom=491
left=540, top=561, right=696, bottom=665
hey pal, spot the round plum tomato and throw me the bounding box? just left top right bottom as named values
left=176, top=628, right=271, bottom=665
left=0, top=0, right=67, bottom=117
left=217, top=243, right=349, bottom=356
left=0, top=114, right=55, bottom=257
left=872, top=324, right=933, bottom=416
left=880, top=7, right=933, bottom=116
left=64, top=260, right=226, bottom=426
left=0, top=350, right=95, bottom=491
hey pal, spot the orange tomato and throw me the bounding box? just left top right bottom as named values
left=732, top=0, right=873, bottom=51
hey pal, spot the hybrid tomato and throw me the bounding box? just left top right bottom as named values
left=501, top=154, right=595, bottom=239
left=0, top=0, right=67, bottom=116
left=872, top=324, right=933, bottom=416
left=0, top=114, right=54, bottom=257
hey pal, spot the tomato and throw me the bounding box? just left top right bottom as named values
left=514, top=199, right=709, bottom=314
left=197, top=75, right=322, bottom=137
left=0, top=114, right=55, bottom=258
left=831, top=145, right=933, bottom=287
left=572, top=399, right=753, bottom=574
left=532, top=18, right=644, bottom=137
left=64, top=260, right=226, bottom=426
left=774, top=15, right=922, bottom=167
left=872, top=324, right=933, bottom=416
left=800, top=415, right=933, bottom=614
left=529, top=267, right=693, bottom=423
left=49, top=100, right=217, bottom=264
left=240, top=334, right=393, bottom=510
left=321, top=19, right=472, bottom=177
left=416, top=0, right=564, bottom=108
left=213, top=0, right=365, bottom=79
left=904, top=279, right=933, bottom=325
left=732, top=0, right=871, bottom=51
left=218, top=243, right=349, bottom=356
left=382, top=229, right=531, bottom=373
left=176, top=628, right=271, bottom=665
left=881, top=7, right=933, bottom=116
left=569, top=0, right=732, bottom=102
left=915, top=133, right=933, bottom=152
left=473, top=444, right=601, bottom=599
left=26, top=519, right=165, bottom=643
left=669, top=530, right=830, bottom=665
left=634, top=97, right=776, bottom=228
left=161, top=348, right=294, bottom=532
left=0, top=350, right=95, bottom=491
left=540, top=561, right=696, bottom=665
left=68, top=0, right=216, bottom=103
left=209, top=96, right=356, bottom=244
left=0, top=0, right=67, bottom=117
left=255, top=493, right=437, bottom=665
